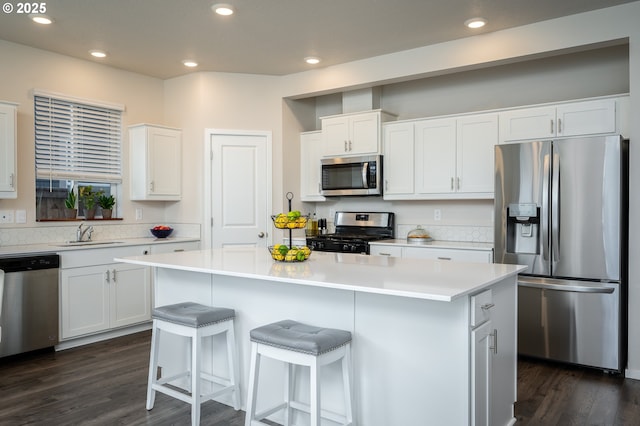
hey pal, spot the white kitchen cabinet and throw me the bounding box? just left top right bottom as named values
left=383, top=121, right=415, bottom=196
left=414, top=113, right=497, bottom=198
left=129, top=124, right=182, bottom=201
left=403, top=246, right=493, bottom=263
left=499, top=98, right=617, bottom=143
left=149, top=240, right=201, bottom=254
left=0, top=102, right=18, bottom=199
left=60, top=262, right=151, bottom=339
left=469, top=281, right=517, bottom=426
left=369, top=244, right=403, bottom=258
left=370, top=242, right=493, bottom=263
left=321, top=110, right=395, bottom=157
left=471, top=319, right=492, bottom=426
left=299, top=131, right=326, bottom=201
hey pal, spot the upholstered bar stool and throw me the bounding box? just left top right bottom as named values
left=245, top=319, right=355, bottom=426
left=146, top=302, right=240, bottom=426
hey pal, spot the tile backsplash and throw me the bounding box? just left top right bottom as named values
left=0, top=223, right=201, bottom=246
left=397, top=224, right=493, bottom=243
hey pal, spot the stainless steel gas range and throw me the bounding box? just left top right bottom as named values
left=306, top=212, right=394, bottom=254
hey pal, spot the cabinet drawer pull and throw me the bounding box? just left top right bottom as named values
left=112, top=269, right=117, bottom=282
left=481, top=303, right=495, bottom=310
left=344, top=140, right=348, bottom=152
left=105, top=270, right=110, bottom=283
left=558, top=118, right=562, bottom=134
left=437, top=256, right=452, bottom=261
left=174, top=249, right=185, bottom=252
left=450, top=177, right=454, bottom=190
left=379, top=252, right=391, bottom=256
left=550, top=119, right=554, bottom=134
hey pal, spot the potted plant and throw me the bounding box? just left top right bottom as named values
left=79, top=186, right=102, bottom=219
left=98, top=194, right=116, bottom=219
left=63, top=186, right=77, bottom=219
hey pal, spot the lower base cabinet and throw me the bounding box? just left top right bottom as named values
left=370, top=244, right=493, bottom=263
left=60, top=262, right=151, bottom=339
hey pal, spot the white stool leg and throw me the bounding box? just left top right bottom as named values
left=146, top=321, right=160, bottom=410
left=310, top=357, right=320, bottom=426
left=283, top=362, right=294, bottom=426
left=225, top=322, right=240, bottom=410
left=191, top=329, right=201, bottom=426
left=245, top=342, right=261, bottom=426
left=342, top=343, right=354, bottom=425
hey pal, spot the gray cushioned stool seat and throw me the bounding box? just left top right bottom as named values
left=152, top=302, right=235, bottom=328
left=250, top=319, right=352, bottom=356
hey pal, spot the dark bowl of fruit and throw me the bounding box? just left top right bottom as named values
left=150, top=226, right=173, bottom=238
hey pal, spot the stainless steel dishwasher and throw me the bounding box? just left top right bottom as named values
left=0, top=253, right=60, bottom=358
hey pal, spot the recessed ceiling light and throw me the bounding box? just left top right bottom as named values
left=29, top=14, right=53, bottom=25
left=304, top=57, right=321, bottom=65
left=89, top=50, right=107, bottom=58
left=465, top=17, right=487, bottom=29
left=182, top=60, right=198, bottom=68
left=212, top=3, right=234, bottom=16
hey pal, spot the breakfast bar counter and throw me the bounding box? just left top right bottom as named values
left=117, top=247, right=525, bottom=426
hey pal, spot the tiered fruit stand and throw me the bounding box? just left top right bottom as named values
left=269, top=192, right=311, bottom=262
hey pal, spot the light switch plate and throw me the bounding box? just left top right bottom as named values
left=0, top=210, right=14, bottom=223
left=15, top=210, right=26, bottom=223
left=434, top=209, right=441, bottom=221
left=135, top=208, right=143, bottom=221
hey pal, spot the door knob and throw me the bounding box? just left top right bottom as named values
left=258, top=232, right=265, bottom=238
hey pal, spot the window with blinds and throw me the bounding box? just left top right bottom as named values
left=34, top=93, right=123, bottom=182
left=34, top=91, right=124, bottom=221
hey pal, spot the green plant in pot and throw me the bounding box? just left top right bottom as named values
left=98, top=194, right=115, bottom=219
left=79, top=186, right=102, bottom=219
left=64, top=186, right=77, bottom=219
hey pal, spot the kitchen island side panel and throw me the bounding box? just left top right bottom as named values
left=354, top=291, right=470, bottom=426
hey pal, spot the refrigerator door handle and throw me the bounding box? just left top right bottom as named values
left=518, top=277, right=615, bottom=294
left=551, top=152, right=560, bottom=263
left=541, top=153, right=551, bottom=261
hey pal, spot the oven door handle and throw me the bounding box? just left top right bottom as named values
left=362, top=162, right=369, bottom=188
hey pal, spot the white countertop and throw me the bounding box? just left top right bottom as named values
left=370, top=239, right=494, bottom=251
left=116, top=247, right=524, bottom=302
left=0, top=237, right=200, bottom=256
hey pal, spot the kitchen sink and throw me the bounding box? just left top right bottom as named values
left=54, top=240, right=125, bottom=247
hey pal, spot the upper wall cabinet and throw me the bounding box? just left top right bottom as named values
left=499, top=98, right=618, bottom=143
left=384, top=113, right=497, bottom=200
left=0, top=102, right=17, bottom=199
left=321, top=110, right=396, bottom=157
left=129, top=124, right=182, bottom=201
left=300, top=131, right=326, bottom=202
left=383, top=122, right=415, bottom=196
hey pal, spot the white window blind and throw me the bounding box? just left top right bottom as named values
left=35, top=93, right=123, bottom=183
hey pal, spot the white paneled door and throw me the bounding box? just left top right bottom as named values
left=206, top=130, right=272, bottom=249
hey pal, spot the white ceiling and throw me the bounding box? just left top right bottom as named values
left=0, top=0, right=635, bottom=79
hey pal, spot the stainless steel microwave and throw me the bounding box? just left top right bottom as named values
left=320, top=155, right=382, bottom=196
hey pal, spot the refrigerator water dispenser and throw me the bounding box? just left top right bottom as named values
left=506, top=203, right=539, bottom=255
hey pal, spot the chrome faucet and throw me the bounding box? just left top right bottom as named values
left=76, top=223, right=94, bottom=242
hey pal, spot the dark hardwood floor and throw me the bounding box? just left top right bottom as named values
left=1, top=330, right=639, bottom=425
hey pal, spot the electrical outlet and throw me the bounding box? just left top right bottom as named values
left=0, top=210, right=14, bottom=223
left=434, top=209, right=441, bottom=221
left=135, top=208, right=143, bottom=221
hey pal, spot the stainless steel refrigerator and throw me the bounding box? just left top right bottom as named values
left=494, top=135, right=628, bottom=373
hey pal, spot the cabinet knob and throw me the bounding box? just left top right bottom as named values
left=258, top=232, right=265, bottom=238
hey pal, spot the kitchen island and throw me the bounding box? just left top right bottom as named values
left=116, top=247, right=525, bottom=426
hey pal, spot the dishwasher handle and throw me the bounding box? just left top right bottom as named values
left=518, top=277, right=615, bottom=294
